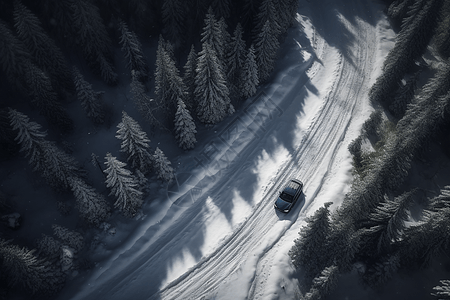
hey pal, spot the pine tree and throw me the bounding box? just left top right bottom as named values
left=161, top=0, right=187, bottom=45
left=252, top=0, right=280, bottom=39
left=195, top=42, right=234, bottom=124
left=240, top=44, right=259, bottom=98
left=360, top=190, right=415, bottom=256
left=0, top=19, right=31, bottom=91
left=104, top=153, right=143, bottom=217
left=364, top=254, right=400, bottom=287
left=183, top=45, right=197, bottom=110
left=52, top=224, right=84, bottom=253
left=305, top=265, right=340, bottom=300
left=36, top=234, right=62, bottom=262
left=154, top=36, right=187, bottom=118
left=201, top=8, right=226, bottom=62
left=118, top=20, right=148, bottom=80
left=254, top=20, right=280, bottom=83
left=174, top=99, right=197, bottom=150
left=130, top=70, right=163, bottom=130
left=69, top=177, right=111, bottom=227
left=0, top=239, right=65, bottom=295
left=116, top=111, right=154, bottom=174
left=9, top=109, right=81, bottom=190
left=153, top=147, right=174, bottom=182
left=71, top=0, right=118, bottom=85
left=389, top=71, right=420, bottom=119
left=432, top=280, right=450, bottom=299
left=24, top=63, right=73, bottom=133
left=289, top=202, right=332, bottom=281
left=13, top=0, right=74, bottom=93
left=227, top=23, right=246, bottom=100
left=73, top=67, right=105, bottom=124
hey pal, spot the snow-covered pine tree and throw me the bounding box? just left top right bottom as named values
left=201, top=7, right=226, bottom=63
left=153, top=147, right=174, bottom=182
left=174, top=99, right=197, bottom=150
left=360, top=190, right=415, bottom=256
left=195, top=42, right=234, bottom=124
left=104, top=153, right=143, bottom=217
left=241, top=0, right=261, bottom=32
left=305, top=265, right=340, bottom=300
left=69, top=177, right=111, bottom=227
left=254, top=20, right=280, bottom=83
left=183, top=45, right=197, bottom=110
left=161, top=0, right=187, bottom=46
left=13, top=0, right=74, bottom=93
left=73, top=67, right=105, bottom=124
left=289, top=202, right=332, bottom=281
left=116, top=111, right=154, bottom=174
left=71, top=0, right=118, bottom=85
left=226, top=23, right=246, bottom=101
left=52, top=224, right=84, bottom=253
left=364, top=254, right=400, bottom=287
left=9, top=109, right=81, bottom=190
left=118, top=20, right=149, bottom=80
left=0, top=239, right=65, bottom=295
left=432, top=280, right=450, bottom=299
left=252, top=0, right=281, bottom=39
left=0, top=19, right=31, bottom=91
left=24, top=63, right=73, bottom=133
left=154, top=36, right=187, bottom=118
left=240, top=44, right=259, bottom=98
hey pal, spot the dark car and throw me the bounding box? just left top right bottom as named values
left=274, top=179, right=303, bottom=213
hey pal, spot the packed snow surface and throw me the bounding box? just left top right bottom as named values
left=59, top=0, right=395, bottom=299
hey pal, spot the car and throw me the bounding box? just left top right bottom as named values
left=273, top=179, right=303, bottom=213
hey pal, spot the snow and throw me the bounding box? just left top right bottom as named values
left=54, top=0, right=399, bottom=299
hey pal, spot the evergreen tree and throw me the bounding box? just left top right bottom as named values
left=305, top=265, right=340, bottom=300
left=24, top=63, right=73, bottom=134
left=227, top=23, right=246, bottom=100
left=153, top=147, right=174, bottom=183
left=0, top=239, right=65, bottom=295
left=183, top=45, right=197, bottom=110
left=118, top=20, right=148, bottom=80
left=161, top=0, right=187, bottom=46
left=369, top=0, right=443, bottom=106
left=36, top=234, right=62, bottom=262
left=0, top=20, right=31, bottom=91
left=364, top=254, right=400, bottom=287
left=174, top=99, right=197, bottom=150
left=254, top=20, right=280, bottom=83
left=69, top=177, right=111, bottom=227
left=71, top=0, right=118, bottom=85
left=240, top=44, right=259, bottom=98
left=434, top=0, right=450, bottom=58
left=116, top=111, right=154, bottom=174
left=252, top=0, right=280, bottom=39
left=9, top=109, right=80, bottom=190
left=289, top=202, right=332, bottom=281
left=130, top=70, right=163, bottom=130
left=154, top=36, right=187, bottom=118
left=195, top=42, right=234, bottom=124
left=73, top=67, right=105, bottom=124
left=104, top=153, right=143, bottom=217
left=13, top=0, right=74, bottom=93
left=432, top=280, right=450, bottom=299
left=201, top=8, right=226, bottom=62
left=52, top=224, right=84, bottom=253
left=360, top=190, right=415, bottom=256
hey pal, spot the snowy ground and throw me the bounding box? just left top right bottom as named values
left=57, top=0, right=396, bottom=299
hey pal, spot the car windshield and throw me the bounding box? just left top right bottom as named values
left=280, top=192, right=293, bottom=203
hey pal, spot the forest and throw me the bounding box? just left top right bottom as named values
left=0, top=0, right=299, bottom=298
left=288, top=0, right=450, bottom=299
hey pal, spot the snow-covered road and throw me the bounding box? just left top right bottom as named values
left=61, top=0, right=392, bottom=299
